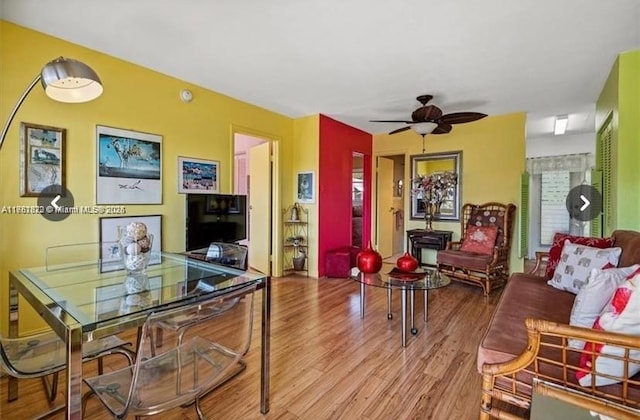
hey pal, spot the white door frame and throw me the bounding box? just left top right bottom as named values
left=232, top=127, right=282, bottom=276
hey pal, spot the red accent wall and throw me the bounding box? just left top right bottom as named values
left=318, top=115, right=373, bottom=277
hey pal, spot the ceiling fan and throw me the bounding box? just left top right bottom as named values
left=370, top=95, right=487, bottom=152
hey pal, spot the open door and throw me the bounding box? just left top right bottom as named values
left=248, top=142, right=271, bottom=274
left=376, top=156, right=395, bottom=258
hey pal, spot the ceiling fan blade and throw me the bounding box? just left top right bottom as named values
left=439, top=112, right=487, bottom=125
left=432, top=123, right=452, bottom=135
left=411, top=105, right=443, bottom=122
left=388, top=126, right=412, bottom=135
left=370, top=119, right=413, bottom=124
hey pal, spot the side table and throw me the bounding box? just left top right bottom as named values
left=350, top=268, right=450, bottom=347
left=406, top=229, right=453, bottom=266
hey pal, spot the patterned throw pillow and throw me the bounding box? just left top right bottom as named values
left=576, top=268, right=640, bottom=386
left=568, top=264, right=640, bottom=349
left=547, top=240, right=621, bottom=294
left=459, top=225, right=498, bottom=255
left=544, top=233, right=616, bottom=280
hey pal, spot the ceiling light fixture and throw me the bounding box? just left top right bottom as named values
left=0, top=57, right=103, bottom=151
left=412, top=122, right=438, bottom=153
left=412, top=122, right=438, bottom=135
left=554, top=115, right=568, bottom=136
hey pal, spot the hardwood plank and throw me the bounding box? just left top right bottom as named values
left=0, top=274, right=502, bottom=420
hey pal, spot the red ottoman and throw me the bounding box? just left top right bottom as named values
left=325, top=246, right=360, bottom=278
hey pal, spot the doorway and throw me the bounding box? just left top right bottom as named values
left=352, top=153, right=364, bottom=248
left=375, top=154, right=405, bottom=259
left=233, top=133, right=274, bottom=275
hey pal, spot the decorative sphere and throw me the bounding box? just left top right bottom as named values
left=137, top=236, right=151, bottom=252
left=125, top=222, right=148, bottom=240
left=126, top=243, right=142, bottom=255
left=356, top=241, right=383, bottom=274
left=396, top=252, right=419, bottom=272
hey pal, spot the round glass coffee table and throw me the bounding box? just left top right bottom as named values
left=350, top=267, right=450, bottom=347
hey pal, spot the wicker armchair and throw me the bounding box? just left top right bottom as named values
left=436, top=202, right=516, bottom=296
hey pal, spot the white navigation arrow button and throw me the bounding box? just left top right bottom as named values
left=51, top=195, right=61, bottom=211
left=579, top=195, right=590, bottom=212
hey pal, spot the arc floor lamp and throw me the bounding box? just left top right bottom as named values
left=0, top=57, right=103, bottom=151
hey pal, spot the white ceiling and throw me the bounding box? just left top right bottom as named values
left=2, top=0, right=639, bottom=139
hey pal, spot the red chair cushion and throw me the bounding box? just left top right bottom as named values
left=460, top=225, right=498, bottom=255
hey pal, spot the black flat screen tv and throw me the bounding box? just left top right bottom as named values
left=185, top=194, right=247, bottom=250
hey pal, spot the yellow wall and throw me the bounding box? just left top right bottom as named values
left=0, top=21, right=294, bottom=333
left=291, top=115, right=319, bottom=276
left=374, top=112, right=526, bottom=271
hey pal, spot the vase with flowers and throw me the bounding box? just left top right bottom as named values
left=412, top=171, right=458, bottom=231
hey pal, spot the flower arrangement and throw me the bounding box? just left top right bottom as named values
left=412, top=171, right=458, bottom=208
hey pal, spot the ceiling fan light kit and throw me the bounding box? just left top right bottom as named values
left=412, top=121, right=438, bottom=135
left=369, top=94, right=487, bottom=152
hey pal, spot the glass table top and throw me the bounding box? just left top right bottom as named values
left=350, top=266, right=451, bottom=290
left=12, top=252, right=266, bottom=333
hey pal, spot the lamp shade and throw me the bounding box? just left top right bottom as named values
left=412, top=122, right=438, bottom=135
left=40, top=57, right=103, bottom=103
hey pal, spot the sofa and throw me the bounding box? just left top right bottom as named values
left=479, top=230, right=640, bottom=419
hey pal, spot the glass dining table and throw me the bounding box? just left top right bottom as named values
left=351, top=267, right=450, bottom=347
left=7, top=251, right=270, bottom=419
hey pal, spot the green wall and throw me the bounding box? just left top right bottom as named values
left=596, top=50, right=640, bottom=232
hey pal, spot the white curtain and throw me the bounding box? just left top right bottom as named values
left=526, top=153, right=594, bottom=174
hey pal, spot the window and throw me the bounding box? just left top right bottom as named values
left=540, top=172, right=570, bottom=245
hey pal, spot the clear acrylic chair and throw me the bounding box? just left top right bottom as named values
left=84, top=282, right=257, bottom=419
left=3, top=242, right=136, bottom=417
left=0, top=331, right=135, bottom=418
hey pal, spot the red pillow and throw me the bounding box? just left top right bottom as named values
left=460, top=225, right=498, bottom=255
left=545, top=233, right=616, bottom=280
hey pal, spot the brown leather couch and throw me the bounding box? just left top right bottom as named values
left=478, top=230, right=640, bottom=419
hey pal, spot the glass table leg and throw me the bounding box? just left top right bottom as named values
left=424, top=289, right=428, bottom=323
left=401, top=288, right=407, bottom=347
left=410, top=289, right=417, bottom=335
left=360, top=281, right=365, bottom=319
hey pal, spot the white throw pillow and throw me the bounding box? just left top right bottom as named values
left=547, top=240, right=622, bottom=294
left=576, top=270, right=640, bottom=387
left=568, top=264, right=640, bottom=349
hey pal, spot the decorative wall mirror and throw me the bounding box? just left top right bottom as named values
left=410, top=151, right=462, bottom=221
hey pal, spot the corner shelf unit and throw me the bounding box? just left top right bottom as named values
left=283, top=203, right=309, bottom=277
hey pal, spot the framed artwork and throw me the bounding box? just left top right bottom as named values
left=178, top=156, right=219, bottom=194
left=99, top=215, right=162, bottom=272
left=96, top=125, right=162, bottom=204
left=296, top=171, right=315, bottom=203
left=19, top=122, right=65, bottom=197
left=95, top=276, right=163, bottom=320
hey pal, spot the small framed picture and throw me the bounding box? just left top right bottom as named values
left=99, top=215, right=162, bottom=272
left=178, top=156, right=219, bottom=194
left=20, top=122, right=65, bottom=197
left=96, top=125, right=162, bottom=205
left=296, top=171, right=315, bottom=204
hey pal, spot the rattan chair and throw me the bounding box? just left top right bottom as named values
left=1, top=331, right=134, bottom=418
left=437, top=202, right=516, bottom=296
left=84, top=283, right=257, bottom=419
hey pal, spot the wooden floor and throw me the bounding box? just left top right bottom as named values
left=1, top=265, right=505, bottom=419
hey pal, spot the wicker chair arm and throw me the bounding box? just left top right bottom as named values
left=446, top=241, right=463, bottom=251
left=481, top=317, right=640, bottom=377
left=528, top=251, right=549, bottom=275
